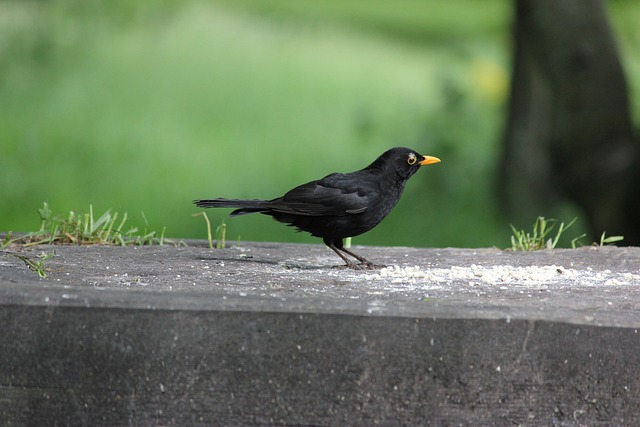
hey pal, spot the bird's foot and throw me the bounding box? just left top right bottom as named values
left=328, top=244, right=385, bottom=270
left=340, top=262, right=386, bottom=270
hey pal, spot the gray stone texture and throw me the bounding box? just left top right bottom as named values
left=1, top=243, right=639, bottom=425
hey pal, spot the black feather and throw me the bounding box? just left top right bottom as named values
left=193, top=147, right=440, bottom=268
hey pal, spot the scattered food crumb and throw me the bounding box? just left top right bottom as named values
left=356, top=264, right=640, bottom=289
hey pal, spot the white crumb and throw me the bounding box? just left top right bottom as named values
left=357, top=264, right=640, bottom=289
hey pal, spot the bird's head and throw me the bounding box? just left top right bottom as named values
left=369, top=147, right=441, bottom=180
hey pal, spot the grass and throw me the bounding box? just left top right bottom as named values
left=598, top=232, right=624, bottom=247
left=4, top=251, right=55, bottom=279
left=509, top=216, right=624, bottom=251
left=192, top=212, right=214, bottom=249
left=2, top=202, right=167, bottom=247
left=215, top=218, right=227, bottom=250
left=509, top=216, right=581, bottom=251
left=192, top=212, right=229, bottom=249
left=2, top=202, right=169, bottom=278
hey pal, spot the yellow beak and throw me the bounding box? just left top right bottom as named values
left=420, top=155, right=441, bottom=165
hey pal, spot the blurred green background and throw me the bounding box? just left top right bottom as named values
left=2, top=0, right=639, bottom=248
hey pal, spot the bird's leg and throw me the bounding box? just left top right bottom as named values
left=328, top=243, right=359, bottom=269
left=339, top=247, right=386, bottom=269
left=327, top=242, right=384, bottom=270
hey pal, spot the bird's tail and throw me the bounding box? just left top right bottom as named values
left=193, top=198, right=270, bottom=216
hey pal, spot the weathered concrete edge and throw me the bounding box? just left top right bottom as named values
left=2, top=278, right=638, bottom=329
left=2, top=299, right=640, bottom=426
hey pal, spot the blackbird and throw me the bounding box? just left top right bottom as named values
left=194, top=147, right=440, bottom=269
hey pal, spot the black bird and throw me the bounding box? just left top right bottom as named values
left=194, top=147, right=440, bottom=269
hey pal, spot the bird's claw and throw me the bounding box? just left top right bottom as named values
left=341, top=262, right=386, bottom=270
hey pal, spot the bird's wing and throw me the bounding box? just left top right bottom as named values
left=268, top=173, right=372, bottom=217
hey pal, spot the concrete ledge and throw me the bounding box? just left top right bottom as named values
left=1, top=243, right=639, bottom=425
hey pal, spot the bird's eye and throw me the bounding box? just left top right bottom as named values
left=407, top=153, right=417, bottom=165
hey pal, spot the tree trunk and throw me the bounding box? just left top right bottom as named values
left=499, top=0, right=640, bottom=244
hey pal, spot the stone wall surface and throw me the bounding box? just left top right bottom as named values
left=1, top=243, right=639, bottom=425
